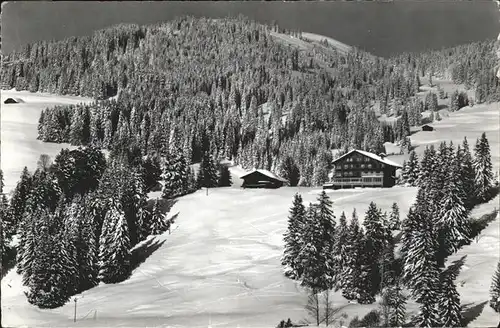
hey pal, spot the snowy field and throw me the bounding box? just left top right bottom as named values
left=2, top=185, right=419, bottom=328
left=1, top=90, right=93, bottom=195
left=1, top=90, right=499, bottom=327
left=388, top=101, right=500, bottom=175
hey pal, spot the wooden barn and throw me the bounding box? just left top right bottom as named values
left=323, top=150, right=402, bottom=190
left=3, top=97, right=21, bottom=104
left=422, top=124, right=434, bottom=131
left=240, top=169, right=287, bottom=189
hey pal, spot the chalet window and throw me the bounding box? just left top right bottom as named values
left=361, top=164, right=365, bottom=168
left=344, top=164, right=348, bottom=169
left=368, top=164, right=372, bottom=168
left=381, top=164, right=385, bottom=168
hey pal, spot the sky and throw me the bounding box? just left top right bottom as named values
left=1, top=1, right=499, bottom=57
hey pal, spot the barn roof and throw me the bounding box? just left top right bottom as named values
left=240, top=169, right=288, bottom=182
left=332, top=149, right=402, bottom=168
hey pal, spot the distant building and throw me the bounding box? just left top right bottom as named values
left=323, top=150, right=402, bottom=190
left=240, top=169, right=287, bottom=189
left=422, top=124, right=434, bottom=131
left=3, top=97, right=20, bottom=104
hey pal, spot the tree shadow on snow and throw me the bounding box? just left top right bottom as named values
left=461, top=301, right=488, bottom=327
left=130, top=237, right=166, bottom=272
left=465, top=209, right=499, bottom=247
left=146, top=198, right=178, bottom=214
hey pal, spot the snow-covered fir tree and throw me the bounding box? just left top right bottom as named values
left=98, top=199, right=131, bottom=283
left=297, top=202, right=332, bottom=293
left=357, top=235, right=377, bottom=304
left=458, top=137, right=476, bottom=210
left=217, top=164, right=232, bottom=187
left=473, top=132, right=494, bottom=202
left=387, top=280, right=407, bottom=327
left=436, top=164, right=471, bottom=265
left=162, top=147, right=190, bottom=198
left=149, top=198, right=170, bottom=235
left=402, top=192, right=441, bottom=327
left=490, top=260, right=500, bottom=313
left=315, top=191, right=337, bottom=289
left=25, top=210, right=73, bottom=308
left=281, top=193, right=306, bottom=279
left=401, top=150, right=419, bottom=186
left=388, top=202, right=400, bottom=230
left=333, top=211, right=349, bottom=291
left=416, top=145, right=437, bottom=188
left=438, top=256, right=466, bottom=327
left=197, top=150, right=219, bottom=188
left=6, top=167, right=32, bottom=237
left=342, top=209, right=369, bottom=302
left=363, top=202, right=390, bottom=293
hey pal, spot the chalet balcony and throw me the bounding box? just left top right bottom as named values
left=323, top=176, right=384, bottom=189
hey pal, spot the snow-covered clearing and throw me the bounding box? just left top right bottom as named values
left=1, top=90, right=94, bottom=195
left=388, top=101, right=500, bottom=174
left=2, top=182, right=418, bottom=327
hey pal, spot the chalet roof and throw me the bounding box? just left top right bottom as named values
left=332, top=149, right=402, bottom=168
left=240, top=169, right=288, bottom=182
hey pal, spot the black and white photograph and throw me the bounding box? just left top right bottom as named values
left=1, top=1, right=499, bottom=327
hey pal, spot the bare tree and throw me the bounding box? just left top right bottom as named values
left=37, top=154, right=52, bottom=171
left=305, top=289, right=321, bottom=326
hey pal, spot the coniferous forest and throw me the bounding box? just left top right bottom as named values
left=2, top=17, right=499, bottom=187
left=1, top=16, right=500, bottom=324
left=281, top=133, right=498, bottom=326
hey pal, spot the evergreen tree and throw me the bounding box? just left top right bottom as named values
left=436, top=169, right=471, bottom=265
left=473, top=132, right=494, bottom=202
left=217, top=164, right=232, bottom=187
left=363, top=202, right=389, bottom=260
left=280, top=155, right=300, bottom=187
left=25, top=210, right=72, bottom=308
left=438, top=256, right=466, bottom=327
left=389, top=202, right=400, bottom=230
left=458, top=137, right=476, bottom=210
left=316, top=191, right=337, bottom=289
left=333, top=211, right=349, bottom=291
left=187, top=167, right=197, bottom=193
left=342, top=210, right=365, bottom=301
left=357, top=235, right=377, bottom=304
left=6, top=167, right=32, bottom=237
left=297, top=203, right=332, bottom=293
left=98, top=199, right=131, bottom=283
left=402, top=150, right=419, bottom=186
left=282, top=193, right=306, bottom=280
left=417, top=146, right=437, bottom=188
left=149, top=198, right=170, bottom=235
left=402, top=197, right=440, bottom=327
left=387, top=281, right=407, bottom=327
left=197, top=150, right=219, bottom=189
left=162, top=148, right=190, bottom=198
left=490, top=260, right=500, bottom=313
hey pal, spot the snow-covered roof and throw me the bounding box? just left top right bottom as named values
left=240, top=169, right=288, bottom=182
left=332, top=149, right=402, bottom=168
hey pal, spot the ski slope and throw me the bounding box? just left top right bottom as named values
left=2, top=185, right=418, bottom=328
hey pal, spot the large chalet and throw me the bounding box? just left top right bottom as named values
left=323, top=150, right=402, bottom=190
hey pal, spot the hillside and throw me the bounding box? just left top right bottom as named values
left=2, top=89, right=499, bottom=327
left=2, top=16, right=500, bottom=328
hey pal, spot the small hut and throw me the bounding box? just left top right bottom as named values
left=422, top=124, right=434, bottom=132
left=3, top=97, right=24, bottom=104
left=240, top=169, right=287, bottom=189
